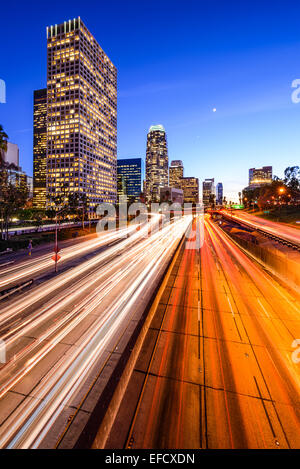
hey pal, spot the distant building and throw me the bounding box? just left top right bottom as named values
left=202, top=178, right=215, bottom=206
left=146, top=125, right=169, bottom=202
left=3, top=142, right=19, bottom=168
left=117, top=158, right=144, bottom=202
left=182, top=177, right=199, bottom=204
left=216, top=182, right=223, bottom=205
left=169, top=160, right=184, bottom=189
left=6, top=168, right=32, bottom=198
left=27, top=176, right=34, bottom=199
left=33, top=88, right=47, bottom=209
left=249, top=166, right=272, bottom=188
left=2, top=142, right=32, bottom=198
left=160, top=186, right=184, bottom=205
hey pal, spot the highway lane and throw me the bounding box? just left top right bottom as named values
left=104, top=215, right=300, bottom=449
left=0, top=224, right=139, bottom=291
left=0, top=215, right=192, bottom=448
left=222, top=210, right=300, bottom=245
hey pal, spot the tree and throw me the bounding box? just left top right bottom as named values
left=0, top=174, right=29, bottom=239
left=18, top=208, right=33, bottom=221
left=68, top=193, right=89, bottom=228
left=242, top=187, right=260, bottom=209
left=284, top=166, right=300, bottom=191
left=32, top=210, right=44, bottom=230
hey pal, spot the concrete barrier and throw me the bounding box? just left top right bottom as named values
left=228, top=231, right=300, bottom=291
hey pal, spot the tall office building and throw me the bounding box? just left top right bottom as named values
left=202, top=178, right=215, bottom=206
left=146, top=125, right=168, bottom=202
left=216, top=182, right=223, bottom=205
left=3, top=142, right=20, bottom=168
left=169, top=160, right=184, bottom=189
left=117, top=158, right=144, bottom=202
left=46, top=17, right=117, bottom=213
left=33, top=88, right=47, bottom=209
left=182, top=177, right=199, bottom=204
left=249, top=166, right=272, bottom=187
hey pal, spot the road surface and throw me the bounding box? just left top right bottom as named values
left=0, top=224, right=138, bottom=291
left=0, top=215, right=192, bottom=448
left=104, top=215, right=300, bottom=449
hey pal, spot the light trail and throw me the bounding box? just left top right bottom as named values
left=116, top=215, right=300, bottom=449
left=0, top=215, right=192, bottom=448
left=222, top=210, right=300, bottom=245
left=0, top=224, right=139, bottom=289
left=0, top=216, right=160, bottom=325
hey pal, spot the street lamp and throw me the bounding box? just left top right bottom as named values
left=278, top=187, right=285, bottom=221
left=54, top=207, right=67, bottom=273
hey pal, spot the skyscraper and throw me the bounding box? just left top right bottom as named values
left=146, top=125, right=168, bottom=202
left=169, top=160, right=184, bottom=189
left=3, top=143, right=32, bottom=198
left=216, top=182, right=223, bottom=205
left=202, top=178, right=215, bottom=206
left=46, top=17, right=117, bottom=213
left=3, top=142, right=19, bottom=168
left=33, top=88, right=47, bottom=209
left=117, top=158, right=144, bottom=202
left=181, top=177, right=199, bottom=204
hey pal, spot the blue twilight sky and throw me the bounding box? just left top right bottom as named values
left=0, top=0, right=300, bottom=202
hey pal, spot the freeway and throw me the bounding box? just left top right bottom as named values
left=0, top=224, right=138, bottom=291
left=104, top=215, right=300, bottom=449
left=0, top=214, right=192, bottom=448
left=222, top=210, right=300, bottom=246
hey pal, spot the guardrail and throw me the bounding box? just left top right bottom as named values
left=0, top=279, right=34, bottom=301
left=7, top=220, right=99, bottom=237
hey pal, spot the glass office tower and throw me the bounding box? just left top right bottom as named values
left=169, top=160, right=184, bottom=189
left=46, top=17, right=117, bottom=213
left=33, top=88, right=47, bottom=209
left=146, top=125, right=168, bottom=202
left=117, top=158, right=144, bottom=202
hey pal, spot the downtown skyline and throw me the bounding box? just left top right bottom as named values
left=1, top=0, right=300, bottom=202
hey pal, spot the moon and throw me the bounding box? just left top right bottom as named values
left=212, top=108, right=217, bottom=112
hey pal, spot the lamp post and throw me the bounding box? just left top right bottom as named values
left=278, top=187, right=285, bottom=222
left=54, top=208, right=66, bottom=273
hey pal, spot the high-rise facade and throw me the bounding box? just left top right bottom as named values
left=3, top=142, right=20, bottom=168
left=3, top=142, right=32, bottom=198
left=117, top=158, right=144, bottom=202
left=146, top=125, right=168, bottom=202
left=33, top=88, right=47, bottom=209
left=182, top=177, right=199, bottom=204
left=169, top=160, right=184, bottom=189
left=216, top=182, right=223, bottom=205
left=46, top=17, right=117, bottom=213
left=249, top=166, right=272, bottom=187
left=202, top=178, right=215, bottom=206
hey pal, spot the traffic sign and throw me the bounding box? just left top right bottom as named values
left=52, top=254, right=61, bottom=263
